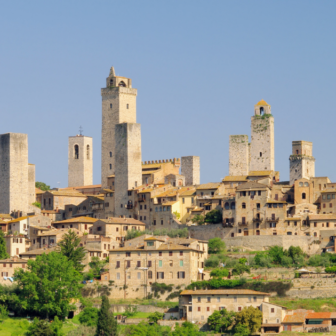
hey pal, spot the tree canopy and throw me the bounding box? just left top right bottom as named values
left=204, top=209, right=222, bottom=224
left=0, top=230, right=9, bottom=260
left=234, top=306, right=262, bottom=334
left=208, top=237, right=225, bottom=254
left=13, top=252, right=82, bottom=319
left=35, top=182, right=50, bottom=191
left=95, top=295, right=117, bottom=336
left=207, top=308, right=235, bottom=333
left=58, top=229, right=86, bottom=272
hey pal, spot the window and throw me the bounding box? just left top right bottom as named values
left=330, top=203, right=333, bottom=208
left=180, top=260, right=183, bottom=267
left=177, top=271, right=185, bottom=279
left=225, top=202, right=229, bottom=210
left=159, top=260, right=163, bottom=267
left=207, top=307, right=210, bottom=312
left=110, top=103, right=113, bottom=108
left=109, top=151, right=112, bottom=157
left=137, top=261, right=141, bottom=267
left=109, top=164, right=112, bottom=170
left=217, top=297, right=220, bottom=303
left=148, top=271, right=152, bottom=279
left=197, top=297, right=201, bottom=302
left=257, top=203, right=260, bottom=210
left=161, top=220, right=163, bottom=225
left=116, top=273, right=120, bottom=280
left=159, top=251, right=162, bottom=256
left=207, top=297, right=211, bottom=303
left=137, top=272, right=141, bottom=279
left=116, top=261, right=120, bottom=268
left=238, top=307, right=242, bottom=311
left=126, top=104, right=129, bottom=109
left=74, top=145, right=79, bottom=159
left=242, top=203, right=246, bottom=209
left=157, top=272, right=164, bottom=279
left=153, top=220, right=156, bottom=225
left=179, top=251, right=183, bottom=256
left=234, top=296, right=237, bottom=302
left=126, top=252, right=131, bottom=257
left=314, top=222, right=317, bottom=227
left=231, top=202, right=235, bottom=210
left=271, top=308, right=275, bottom=313
left=198, top=307, right=201, bottom=311
left=86, top=145, right=90, bottom=159
left=254, top=297, right=257, bottom=302
left=302, top=193, right=306, bottom=199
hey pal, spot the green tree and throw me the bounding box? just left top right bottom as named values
left=148, top=311, right=164, bottom=324
left=234, top=306, right=262, bottom=334
left=0, top=304, right=7, bottom=322
left=239, top=257, right=247, bottom=265
left=191, top=214, right=204, bottom=225
left=79, top=307, right=99, bottom=326
left=173, top=211, right=181, bottom=219
left=35, top=182, right=50, bottom=191
left=25, top=318, right=54, bottom=336
left=14, top=252, right=82, bottom=319
left=232, top=264, right=250, bottom=276
left=233, top=323, right=250, bottom=336
left=268, top=246, right=284, bottom=264
left=95, top=295, right=117, bottom=336
left=286, top=246, right=303, bottom=261
left=0, top=230, right=9, bottom=260
left=204, top=209, right=222, bottom=224
left=210, top=268, right=229, bottom=278
left=32, top=201, right=41, bottom=209
left=207, top=308, right=235, bottom=333
left=208, top=237, right=226, bottom=254
left=172, top=321, right=201, bottom=336
left=50, top=316, right=64, bottom=336
left=325, top=266, right=336, bottom=273
left=89, top=257, right=108, bottom=279
left=58, top=229, right=86, bottom=272
left=67, top=325, right=96, bottom=336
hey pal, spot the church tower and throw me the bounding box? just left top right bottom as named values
left=250, top=100, right=274, bottom=172
left=289, top=141, right=315, bottom=185
left=101, top=67, right=137, bottom=188
left=68, top=135, right=93, bottom=187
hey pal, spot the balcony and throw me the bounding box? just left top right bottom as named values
left=266, top=217, right=279, bottom=222
left=253, top=217, right=263, bottom=223
left=222, top=222, right=234, bottom=228
left=238, top=221, right=249, bottom=226
left=126, top=204, right=133, bottom=209
left=197, top=195, right=213, bottom=200
left=138, top=197, right=145, bottom=202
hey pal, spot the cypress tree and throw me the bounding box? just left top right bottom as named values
left=0, top=230, right=9, bottom=260
left=95, top=295, right=117, bottom=336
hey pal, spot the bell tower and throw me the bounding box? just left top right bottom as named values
left=101, top=67, right=137, bottom=188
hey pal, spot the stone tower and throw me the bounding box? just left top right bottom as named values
left=101, top=67, right=137, bottom=188
left=28, top=164, right=36, bottom=205
left=0, top=133, right=28, bottom=214
left=250, top=100, right=274, bottom=172
left=181, top=156, right=200, bottom=185
left=229, top=135, right=249, bottom=176
left=289, top=141, right=315, bottom=185
left=114, top=123, right=142, bottom=217
left=68, top=135, right=93, bottom=187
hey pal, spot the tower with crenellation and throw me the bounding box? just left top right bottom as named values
left=101, top=67, right=137, bottom=188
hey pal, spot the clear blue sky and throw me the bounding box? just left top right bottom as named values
left=1, top=1, right=336, bottom=188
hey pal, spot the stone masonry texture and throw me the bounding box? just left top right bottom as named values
left=28, top=164, right=35, bottom=205
left=68, top=135, right=93, bottom=187
left=181, top=156, right=200, bottom=185
left=229, top=135, right=249, bottom=176
left=0, top=133, right=28, bottom=214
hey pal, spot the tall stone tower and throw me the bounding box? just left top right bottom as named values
left=229, top=135, right=249, bottom=176
left=181, top=156, right=200, bottom=185
left=0, top=133, right=28, bottom=214
left=28, top=164, right=36, bottom=205
left=68, top=135, right=93, bottom=187
left=101, top=67, right=137, bottom=188
left=289, top=141, right=315, bottom=185
left=114, top=123, right=142, bottom=217
left=250, top=100, right=274, bottom=172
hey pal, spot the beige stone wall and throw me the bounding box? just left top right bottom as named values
left=28, top=164, right=35, bottom=205
left=0, top=133, right=29, bottom=214
left=181, top=156, right=200, bottom=185
left=229, top=135, right=249, bottom=176
left=0, top=262, right=26, bottom=283
left=68, top=136, right=93, bottom=187
left=287, top=277, right=336, bottom=298
left=101, top=79, right=137, bottom=188
left=250, top=115, right=274, bottom=172
left=6, top=236, right=27, bottom=256
left=114, top=123, right=142, bottom=217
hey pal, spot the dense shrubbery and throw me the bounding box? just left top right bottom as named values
left=210, top=268, right=229, bottom=278
left=204, top=210, right=222, bottom=224
left=186, top=278, right=246, bottom=290
left=125, top=228, right=189, bottom=240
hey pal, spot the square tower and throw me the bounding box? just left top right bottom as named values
left=289, top=141, right=315, bottom=185
left=28, top=164, right=36, bottom=205
left=114, top=123, right=142, bottom=217
left=0, top=133, right=28, bottom=214
left=181, top=156, right=200, bottom=185
left=250, top=100, right=274, bottom=172
left=68, top=135, right=93, bottom=187
left=229, top=135, right=249, bottom=176
left=101, top=67, right=137, bottom=188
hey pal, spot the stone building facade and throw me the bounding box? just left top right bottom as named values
left=229, top=135, right=249, bottom=176
left=0, top=133, right=29, bottom=215
left=68, top=135, right=93, bottom=187
left=101, top=67, right=137, bottom=188
left=181, top=156, right=200, bottom=185
left=28, top=164, right=35, bottom=205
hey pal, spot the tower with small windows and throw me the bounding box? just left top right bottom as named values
left=289, top=141, right=315, bottom=185
left=250, top=100, right=274, bottom=172
left=101, top=67, right=137, bottom=188
left=68, top=135, right=93, bottom=187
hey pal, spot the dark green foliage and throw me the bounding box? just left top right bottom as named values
left=233, top=323, right=250, bottom=336
left=147, top=311, right=164, bottom=323
left=204, top=209, right=222, bottom=224
left=123, top=322, right=172, bottom=335
left=95, top=295, right=117, bottom=336
left=0, top=230, right=9, bottom=260
left=166, top=291, right=182, bottom=300
left=14, top=252, right=82, bottom=319
left=68, top=325, right=96, bottom=336
left=89, top=257, right=108, bottom=278
left=325, top=266, right=336, bottom=273
left=268, top=246, right=284, bottom=264
left=240, top=281, right=292, bottom=296
left=79, top=307, right=99, bottom=326
left=238, top=257, right=247, bottom=264
left=58, top=229, right=86, bottom=272
left=172, top=321, right=202, bottom=336
left=125, top=228, right=189, bottom=241
left=35, top=182, right=50, bottom=191
left=191, top=215, right=205, bottom=225
left=25, top=318, right=55, bottom=336
left=207, top=308, right=235, bottom=333
left=234, top=306, right=262, bottom=333
left=208, top=238, right=226, bottom=254
left=328, top=253, right=336, bottom=263
left=186, top=278, right=245, bottom=290
left=0, top=304, right=7, bottom=321
left=204, top=255, right=220, bottom=268
left=210, top=268, right=229, bottom=278
left=151, top=283, right=173, bottom=297
left=32, top=201, right=41, bottom=208
left=232, top=264, right=250, bottom=276
left=308, top=254, right=330, bottom=267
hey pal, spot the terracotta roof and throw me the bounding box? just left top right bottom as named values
left=0, top=257, right=28, bottom=263
left=321, top=189, right=336, bottom=194
left=0, top=214, right=13, bottom=219
left=179, top=189, right=196, bottom=196
left=196, top=183, right=221, bottom=190
left=309, top=214, right=336, bottom=220
left=162, top=201, right=178, bottom=206
left=85, top=248, right=103, bottom=252
left=306, top=312, right=331, bottom=319
left=53, top=217, right=98, bottom=224
left=47, top=190, right=87, bottom=197
left=248, top=170, right=273, bottom=176
left=285, top=218, right=302, bottom=221
left=61, top=184, right=102, bottom=190
left=35, top=188, right=45, bottom=194
left=283, top=312, right=307, bottom=323
left=20, top=247, right=59, bottom=256
left=102, top=189, right=114, bottom=193
left=0, top=220, right=8, bottom=224
left=97, top=218, right=146, bottom=225
left=180, top=289, right=270, bottom=296
left=255, top=99, right=270, bottom=106
left=111, top=242, right=203, bottom=253
left=38, top=228, right=83, bottom=237
left=144, top=237, right=166, bottom=242
left=223, top=176, right=248, bottom=182
left=191, top=207, right=204, bottom=212
left=30, top=225, right=50, bottom=230
left=236, top=181, right=269, bottom=191
left=154, top=187, right=193, bottom=198
left=8, top=216, right=30, bottom=223
left=266, top=200, right=287, bottom=204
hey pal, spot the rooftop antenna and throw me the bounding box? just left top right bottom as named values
left=79, top=125, right=83, bottom=136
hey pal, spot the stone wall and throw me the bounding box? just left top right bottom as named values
left=181, top=156, right=200, bottom=185
left=28, top=164, right=35, bottom=205
left=287, top=277, right=336, bottom=298
left=229, top=135, right=249, bottom=176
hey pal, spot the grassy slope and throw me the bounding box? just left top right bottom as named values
left=270, top=297, right=336, bottom=312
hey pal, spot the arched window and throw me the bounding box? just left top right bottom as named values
left=148, top=271, right=152, bottom=279
left=299, top=182, right=303, bottom=187
left=242, top=202, right=246, bottom=209
left=302, top=193, right=306, bottom=200
left=87, top=145, right=90, bottom=159
left=260, top=152, right=262, bottom=157
left=260, top=107, right=264, bottom=115
left=118, top=81, right=126, bottom=87
left=109, top=164, right=112, bottom=170
left=74, top=145, right=79, bottom=159
left=231, top=202, right=235, bottom=210
left=110, top=151, right=112, bottom=157
left=296, top=150, right=299, bottom=154
left=110, top=103, right=112, bottom=108
left=304, top=182, right=309, bottom=187
left=256, top=213, right=260, bottom=219
left=256, top=230, right=260, bottom=235
left=225, top=202, right=230, bottom=210
left=110, top=79, right=113, bottom=85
